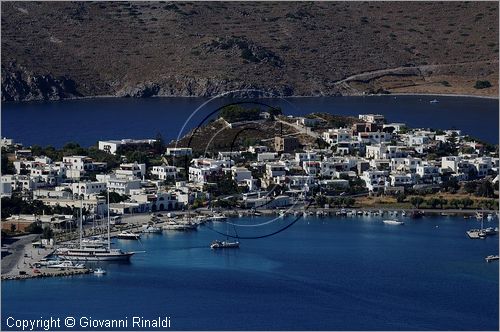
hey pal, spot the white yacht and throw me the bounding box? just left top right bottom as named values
left=383, top=219, right=405, bottom=225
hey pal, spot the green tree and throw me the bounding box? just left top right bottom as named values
left=439, top=198, right=448, bottom=209
left=474, top=80, right=492, bottom=89
left=475, top=180, right=495, bottom=198
left=460, top=197, right=474, bottom=209
left=315, top=195, right=327, bottom=207
left=427, top=197, right=441, bottom=209
left=410, top=196, right=425, bottom=208
left=449, top=199, right=461, bottom=209
left=152, top=132, right=165, bottom=155
left=396, top=193, right=406, bottom=203
left=1, top=150, right=15, bottom=174
left=343, top=197, right=355, bottom=207
left=463, top=181, right=478, bottom=194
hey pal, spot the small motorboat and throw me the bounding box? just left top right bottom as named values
left=429, top=99, right=439, bottom=104
left=93, top=267, right=107, bottom=275
left=485, top=255, right=499, bottom=263
left=383, top=220, right=405, bottom=225
left=116, top=231, right=141, bottom=240
left=210, top=240, right=240, bottom=249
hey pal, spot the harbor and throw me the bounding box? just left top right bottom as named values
left=2, top=209, right=498, bottom=281
left=2, top=214, right=498, bottom=330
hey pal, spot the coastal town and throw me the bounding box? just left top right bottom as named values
left=2, top=107, right=499, bottom=278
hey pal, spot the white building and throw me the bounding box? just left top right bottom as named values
left=357, top=132, right=392, bottom=144
left=416, top=164, right=440, bottom=179
left=257, top=152, right=278, bottom=162
left=359, top=114, right=385, bottom=124
left=248, top=146, right=268, bottom=153
left=302, top=161, right=321, bottom=176
left=441, top=156, right=462, bottom=173
left=116, top=162, right=146, bottom=179
left=390, top=157, right=422, bottom=172
left=98, top=139, right=157, bottom=155
left=322, top=128, right=352, bottom=146
left=71, top=181, right=107, bottom=198
left=63, top=156, right=96, bottom=171
left=389, top=174, right=415, bottom=187
left=361, top=170, right=388, bottom=192
left=231, top=167, right=252, bottom=182
left=151, top=165, right=177, bottom=180
left=266, top=163, right=286, bottom=179
left=166, top=147, right=193, bottom=157
left=295, top=151, right=319, bottom=164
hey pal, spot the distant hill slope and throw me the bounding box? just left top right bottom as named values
left=1, top=1, right=498, bottom=101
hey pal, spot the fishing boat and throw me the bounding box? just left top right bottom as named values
left=383, top=219, right=405, bottom=225
left=116, top=230, right=141, bottom=240
left=56, top=192, right=135, bottom=261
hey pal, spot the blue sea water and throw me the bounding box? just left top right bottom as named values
left=1, top=95, right=498, bottom=147
left=2, top=216, right=499, bottom=331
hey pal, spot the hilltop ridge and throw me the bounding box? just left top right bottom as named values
left=1, top=1, right=498, bottom=102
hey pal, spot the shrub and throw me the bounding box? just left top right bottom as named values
left=474, top=80, right=492, bottom=89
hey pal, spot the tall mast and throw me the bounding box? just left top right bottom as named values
left=107, top=189, right=111, bottom=250
left=79, top=199, right=83, bottom=249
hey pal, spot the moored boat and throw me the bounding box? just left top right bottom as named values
left=383, top=219, right=404, bottom=225
left=116, top=231, right=141, bottom=240
left=210, top=240, right=240, bottom=249
left=141, top=223, right=162, bottom=233
left=485, top=255, right=499, bottom=262
left=47, top=261, right=85, bottom=269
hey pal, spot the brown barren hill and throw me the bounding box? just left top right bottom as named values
left=1, top=1, right=498, bottom=101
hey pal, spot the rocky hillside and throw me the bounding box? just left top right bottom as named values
left=2, top=1, right=498, bottom=101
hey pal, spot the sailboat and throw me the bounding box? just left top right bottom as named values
left=56, top=191, right=135, bottom=261
left=210, top=215, right=240, bottom=249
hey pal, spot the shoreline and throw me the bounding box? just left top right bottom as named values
left=2, top=91, right=498, bottom=105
